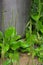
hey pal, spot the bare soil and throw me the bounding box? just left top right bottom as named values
left=0, top=58, right=2, bottom=65
left=0, top=54, right=42, bottom=65
left=19, top=54, right=41, bottom=65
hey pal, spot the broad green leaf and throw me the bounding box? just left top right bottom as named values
left=0, top=31, right=3, bottom=43
left=34, top=0, right=39, bottom=3
left=2, top=44, right=9, bottom=53
left=5, top=27, right=16, bottom=39
left=12, top=35, right=21, bottom=41
left=9, top=51, right=19, bottom=62
left=2, top=59, right=11, bottom=65
left=26, top=31, right=30, bottom=40
left=13, top=51, right=19, bottom=61
left=26, top=31, right=36, bottom=44
left=26, top=47, right=31, bottom=52
left=37, top=21, right=43, bottom=33
left=41, top=4, right=43, bottom=16
left=40, top=28, right=43, bottom=33
left=11, top=42, right=20, bottom=50
left=0, top=31, right=3, bottom=39
left=35, top=47, right=40, bottom=52
left=19, top=40, right=29, bottom=48
left=31, top=14, right=40, bottom=21
left=21, top=49, right=28, bottom=52
left=0, top=43, right=2, bottom=47
left=40, top=52, right=43, bottom=56
left=15, top=35, right=21, bottom=40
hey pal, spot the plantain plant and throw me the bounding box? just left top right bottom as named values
left=0, top=0, right=43, bottom=65
left=26, top=0, right=43, bottom=64
left=0, top=27, right=21, bottom=65
left=0, top=27, right=29, bottom=65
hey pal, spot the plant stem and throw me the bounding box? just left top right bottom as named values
left=1, top=50, right=4, bottom=65
left=1, top=38, right=5, bottom=65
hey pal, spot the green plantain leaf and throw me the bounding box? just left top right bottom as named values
left=37, top=21, right=43, bottom=33
left=0, top=31, right=3, bottom=39
left=31, top=14, right=40, bottom=21
left=2, top=59, right=11, bottom=65
left=2, top=44, right=9, bottom=53
left=0, top=43, right=2, bottom=47
left=26, top=32, right=36, bottom=44
left=0, top=31, right=3, bottom=43
left=9, top=51, right=19, bottom=62
left=19, top=40, right=29, bottom=48
left=4, top=27, right=16, bottom=39
left=11, top=41, right=20, bottom=50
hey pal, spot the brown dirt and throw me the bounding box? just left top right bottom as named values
left=19, top=54, right=41, bottom=65
left=0, top=58, right=2, bottom=65
left=20, top=54, right=29, bottom=65
left=0, top=54, right=42, bottom=65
